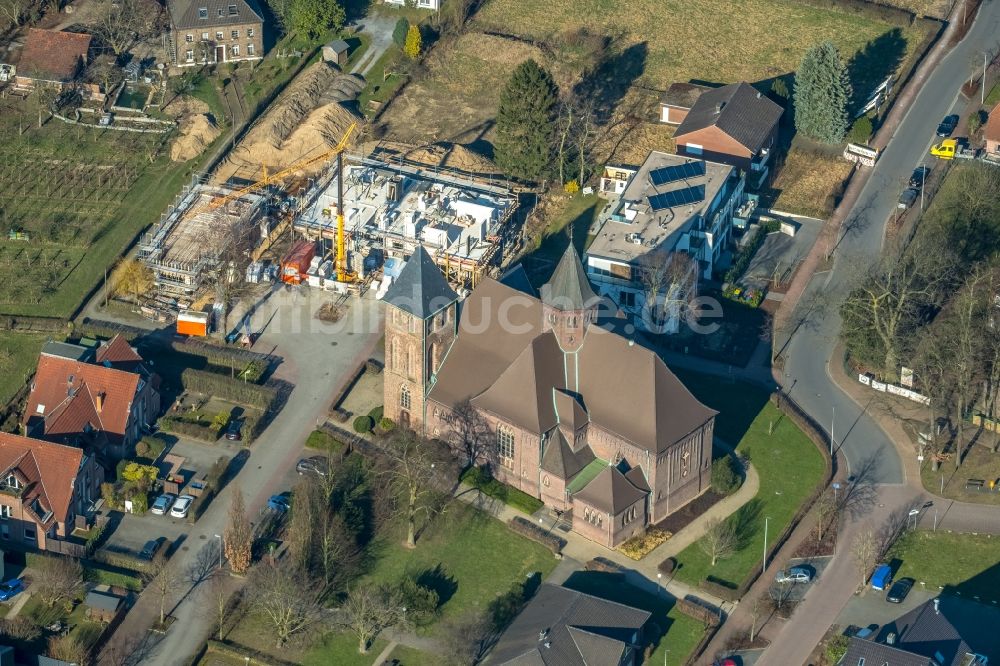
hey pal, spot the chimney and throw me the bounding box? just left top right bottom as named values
left=756, top=90, right=762, bottom=99
left=715, top=102, right=725, bottom=114
left=934, top=598, right=940, bottom=614
left=886, top=632, right=896, bottom=645
left=95, top=392, right=105, bottom=413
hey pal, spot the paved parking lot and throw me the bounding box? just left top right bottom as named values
left=767, top=556, right=832, bottom=603
left=835, top=585, right=936, bottom=635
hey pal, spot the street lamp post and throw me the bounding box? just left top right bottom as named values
left=833, top=482, right=841, bottom=505
left=762, top=516, right=770, bottom=575
left=908, top=509, right=920, bottom=530
left=830, top=405, right=835, bottom=455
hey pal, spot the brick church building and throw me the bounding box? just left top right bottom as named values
left=382, top=245, right=717, bottom=548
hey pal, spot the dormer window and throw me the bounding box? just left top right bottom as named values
left=228, top=4, right=237, bottom=14
left=6, top=475, right=19, bottom=490
left=198, top=7, right=207, bottom=18
left=217, top=8, right=224, bottom=16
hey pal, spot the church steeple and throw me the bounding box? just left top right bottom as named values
left=541, top=246, right=600, bottom=351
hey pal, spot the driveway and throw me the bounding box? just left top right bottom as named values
left=98, top=288, right=384, bottom=666
left=351, top=14, right=398, bottom=76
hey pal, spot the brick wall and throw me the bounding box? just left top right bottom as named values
left=173, top=19, right=264, bottom=66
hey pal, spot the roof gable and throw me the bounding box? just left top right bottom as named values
left=383, top=245, right=459, bottom=319
left=573, top=465, right=647, bottom=515
left=18, top=29, right=91, bottom=82
left=540, top=431, right=595, bottom=480
left=96, top=335, right=143, bottom=366
left=0, top=432, right=84, bottom=525
left=674, top=82, right=782, bottom=153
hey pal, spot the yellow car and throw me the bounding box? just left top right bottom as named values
left=930, top=139, right=957, bottom=159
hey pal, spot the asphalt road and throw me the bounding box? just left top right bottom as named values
left=781, top=2, right=1000, bottom=486
left=98, top=289, right=383, bottom=666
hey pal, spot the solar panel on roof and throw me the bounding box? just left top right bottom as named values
left=647, top=185, right=706, bottom=211
left=648, top=161, right=706, bottom=186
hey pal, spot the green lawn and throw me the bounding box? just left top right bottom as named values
left=0, top=332, right=47, bottom=406
left=302, top=632, right=388, bottom=666
left=304, top=429, right=346, bottom=453
left=563, top=571, right=708, bottom=665
left=521, top=193, right=602, bottom=285
left=384, top=644, right=436, bottom=665
left=360, top=501, right=557, bottom=627
left=668, top=373, right=827, bottom=590
left=358, top=45, right=407, bottom=116
left=985, top=82, right=1000, bottom=107
left=888, top=531, right=1000, bottom=603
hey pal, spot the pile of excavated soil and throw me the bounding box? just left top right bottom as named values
left=376, top=141, right=501, bottom=176
left=171, top=113, right=221, bottom=162
left=214, top=61, right=366, bottom=183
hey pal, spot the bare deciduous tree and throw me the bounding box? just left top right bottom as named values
left=186, top=538, right=222, bottom=585
left=224, top=485, right=253, bottom=575
left=698, top=517, right=738, bottom=566
left=30, top=555, right=83, bottom=608
left=637, top=250, right=698, bottom=332
left=0, top=0, right=36, bottom=27
left=204, top=571, right=232, bottom=641
left=342, top=584, right=404, bottom=654
left=47, top=634, right=88, bottom=665
left=145, top=558, right=180, bottom=626
left=446, top=400, right=494, bottom=469
left=851, top=524, right=879, bottom=589
left=813, top=489, right=838, bottom=543
left=250, top=563, right=325, bottom=648
left=94, top=0, right=163, bottom=56
left=379, top=432, right=450, bottom=549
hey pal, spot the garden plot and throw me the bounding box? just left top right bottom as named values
left=0, top=95, right=183, bottom=317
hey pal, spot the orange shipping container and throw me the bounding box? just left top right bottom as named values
left=177, top=310, right=210, bottom=336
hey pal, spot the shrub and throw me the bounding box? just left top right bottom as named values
left=399, top=577, right=440, bottom=626
left=392, top=17, right=409, bottom=47
left=508, top=516, right=564, bottom=555
left=179, top=368, right=276, bottom=410
left=92, top=550, right=154, bottom=575
left=585, top=557, right=624, bottom=574
left=83, top=564, right=143, bottom=591
left=699, top=578, right=740, bottom=603
left=675, top=598, right=720, bottom=626
left=711, top=456, right=741, bottom=495
left=0, top=616, right=41, bottom=640
left=658, top=557, right=677, bottom=575
left=724, top=222, right=776, bottom=284
left=379, top=417, right=395, bottom=432
left=826, top=635, right=850, bottom=663
left=159, top=416, right=220, bottom=442
left=353, top=415, right=374, bottom=433
left=969, top=109, right=987, bottom=135
left=85, top=520, right=107, bottom=557
left=617, top=528, right=672, bottom=560
left=847, top=114, right=873, bottom=145
left=114, top=459, right=128, bottom=481
left=187, top=487, right=215, bottom=524
left=368, top=405, right=384, bottom=422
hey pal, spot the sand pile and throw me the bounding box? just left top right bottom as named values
left=214, top=61, right=365, bottom=183
left=387, top=141, right=501, bottom=175
left=171, top=113, right=221, bottom=162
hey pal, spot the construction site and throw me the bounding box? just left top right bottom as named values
left=137, top=178, right=268, bottom=308
left=292, top=155, right=520, bottom=292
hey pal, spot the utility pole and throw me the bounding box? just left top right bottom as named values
left=762, top=516, right=770, bottom=575
left=984, top=51, right=989, bottom=105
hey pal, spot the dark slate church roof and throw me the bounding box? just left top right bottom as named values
left=540, top=246, right=599, bottom=311
left=383, top=245, right=458, bottom=318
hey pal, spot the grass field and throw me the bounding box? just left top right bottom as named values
left=0, top=95, right=213, bottom=318
left=771, top=143, right=855, bottom=218
left=383, top=0, right=927, bottom=156
left=0, top=333, right=47, bottom=406
left=668, top=371, right=827, bottom=589
left=888, top=531, right=1000, bottom=603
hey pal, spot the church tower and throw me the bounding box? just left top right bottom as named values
left=540, top=245, right=601, bottom=352
left=382, top=246, right=459, bottom=431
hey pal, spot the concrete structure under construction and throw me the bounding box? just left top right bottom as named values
left=293, top=158, right=519, bottom=289
left=138, top=180, right=267, bottom=301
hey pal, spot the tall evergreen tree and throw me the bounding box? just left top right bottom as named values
left=494, top=59, right=558, bottom=181
left=793, top=41, right=852, bottom=144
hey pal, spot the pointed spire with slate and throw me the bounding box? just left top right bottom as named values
left=383, top=246, right=458, bottom=319
left=541, top=245, right=599, bottom=311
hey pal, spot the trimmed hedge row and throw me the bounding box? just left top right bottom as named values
left=508, top=516, right=564, bottom=555
left=699, top=578, right=740, bottom=603
left=675, top=597, right=720, bottom=627
left=724, top=219, right=780, bottom=284
left=25, top=552, right=144, bottom=591
left=179, top=368, right=277, bottom=409
left=159, top=416, right=220, bottom=442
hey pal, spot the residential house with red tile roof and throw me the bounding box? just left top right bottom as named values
left=0, top=432, right=102, bottom=551
left=15, top=29, right=92, bottom=89
left=23, top=335, right=160, bottom=462
left=383, top=246, right=717, bottom=548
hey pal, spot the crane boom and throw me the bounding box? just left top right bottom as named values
left=207, top=122, right=357, bottom=210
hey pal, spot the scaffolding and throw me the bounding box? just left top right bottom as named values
left=138, top=177, right=267, bottom=299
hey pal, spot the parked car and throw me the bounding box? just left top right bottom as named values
left=267, top=494, right=290, bottom=513
left=140, top=537, right=166, bottom=561
left=898, top=188, right=918, bottom=209
left=775, top=566, right=812, bottom=584
left=931, top=138, right=958, bottom=159
left=151, top=493, right=175, bottom=516
left=871, top=563, right=893, bottom=591
left=296, top=456, right=329, bottom=477
left=0, top=579, right=24, bottom=602
left=170, top=494, right=195, bottom=519
left=225, top=421, right=242, bottom=441
left=909, top=166, right=931, bottom=188
left=936, top=114, right=959, bottom=137
left=886, top=577, right=915, bottom=603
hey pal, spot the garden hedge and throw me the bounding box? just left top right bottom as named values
left=179, top=368, right=276, bottom=409
left=508, top=516, right=565, bottom=555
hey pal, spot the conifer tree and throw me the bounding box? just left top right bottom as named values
left=494, top=59, right=558, bottom=181
left=794, top=41, right=852, bottom=144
